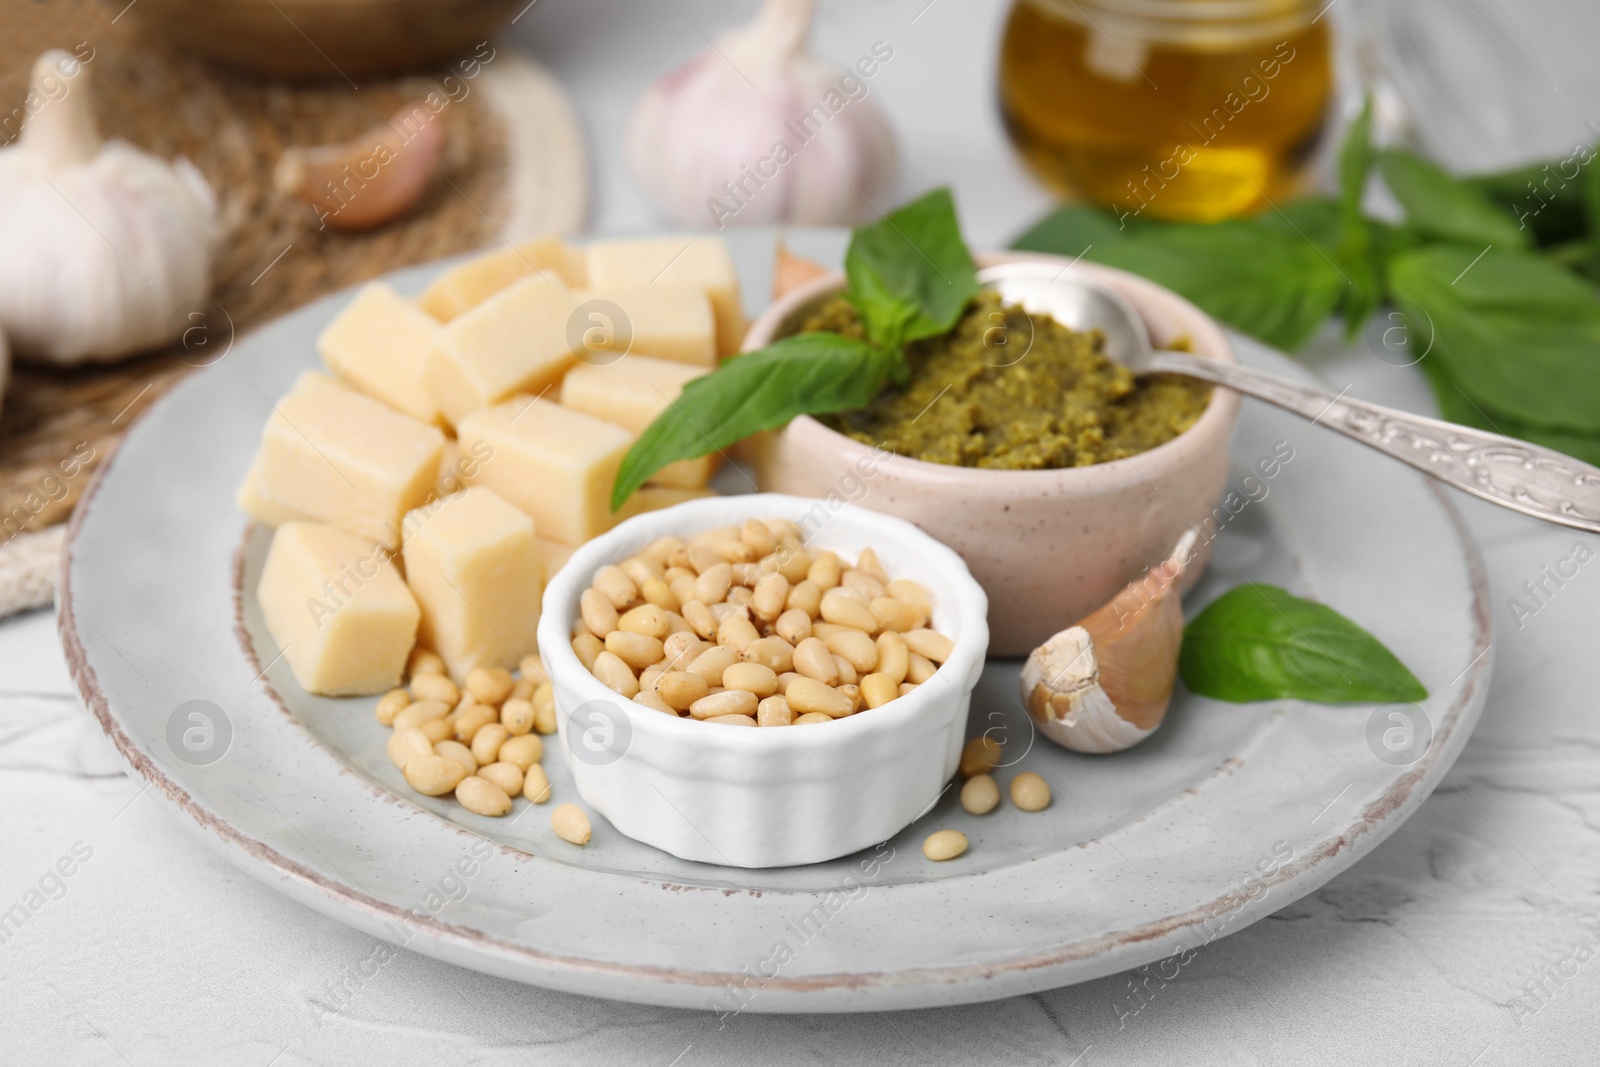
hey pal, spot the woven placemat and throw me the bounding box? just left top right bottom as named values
left=0, top=0, right=586, bottom=617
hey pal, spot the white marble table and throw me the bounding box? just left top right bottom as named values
left=6, top=1, right=1599, bottom=1063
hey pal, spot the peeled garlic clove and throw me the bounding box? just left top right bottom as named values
left=0, top=50, right=216, bottom=365
left=625, top=0, right=898, bottom=228
left=1021, top=532, right=1194, bottom=754
left=275, top=101, right=445, bottom=231
left=772, top=240, right=830, bottom=299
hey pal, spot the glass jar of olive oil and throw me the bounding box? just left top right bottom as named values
left=999, top=0, right=1333, bottom=222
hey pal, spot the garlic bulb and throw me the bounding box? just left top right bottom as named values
left=275, top=101, right=446, bottom=231
left=771, top=240, right=829, bottom=299
left=1020, top=531, right=1196, bottom=754
left=625, top=0, right=899, bottom=228
left=0, top=51, right=215, bottom=366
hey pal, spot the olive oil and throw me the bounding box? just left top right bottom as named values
left=999, top=0, right=1333, bottom=222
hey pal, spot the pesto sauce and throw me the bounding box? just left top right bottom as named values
left=805, top=292, right=1212, bottom=470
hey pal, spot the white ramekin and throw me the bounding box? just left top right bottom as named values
left=536, top=493, right=990, bottom=868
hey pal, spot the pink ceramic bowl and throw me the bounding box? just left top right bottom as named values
left=748, top=251, right=1241, bottom=656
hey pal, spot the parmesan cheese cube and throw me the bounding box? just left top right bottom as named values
left=317, top=283, right=442, bottom=425
left=236, top=456, right=311, bottom=528
left=535, top=537, right=576, bottom=580
left=417, top=236, right=586, bottom=321
left=455, top=397, right=633, bottom=544
left=573, top=284, right=716, bottom=367
left=401, top=487, right=542, bottom=679
left=251, top=372, right=445, bottom=550
left=257, top=522, right=419, bottom=696
left=585, top=237, right=744, bottom=356
left=560, top=355, right=718, bottom=489
left=421, top=278, right=579, bottom=427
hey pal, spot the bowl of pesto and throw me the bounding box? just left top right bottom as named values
left=748, top=251, right=1241, bottom=656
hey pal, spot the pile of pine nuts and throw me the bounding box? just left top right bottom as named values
left=922, top=737, right=1054, bottom=862
left=572, top=517, right=956, bottom=727
left=377, top=648, right=592, bottom=846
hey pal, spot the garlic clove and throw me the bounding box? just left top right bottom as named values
left=1020, top=532, right=1194, bottom=754
left=0, top=50, right=216, bottom=365
left=772, top=240, right=830, bottom=299
left=275, top=101, right=446, bottom=232
left=624, top=0, right=899, bottom=229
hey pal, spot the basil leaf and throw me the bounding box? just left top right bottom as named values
left=1469, top=156, right=1591, bottom=246
left=610, top=333, right=888, bottom=509
left=1389, top=245, right=1600, bottom=431
left=1421, top=359, right=1600, bottom=464
left=1338, top=96, right=1374, bottom=231
left=1180, top=584, right=1428, bottom=704
left=845, top=188, right=979, bottom=350
left=1378, top=149, right=1529, bottom=250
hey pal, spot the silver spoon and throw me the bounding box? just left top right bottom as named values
left=980, top=261, right=1600, bottom=535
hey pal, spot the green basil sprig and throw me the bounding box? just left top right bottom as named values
left=610, top=188, right=977, bottom=509
left=1179, top=584, right=1428, bottom=704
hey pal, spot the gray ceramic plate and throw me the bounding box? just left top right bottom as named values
left=59, top=229, right=1491, bottom=1012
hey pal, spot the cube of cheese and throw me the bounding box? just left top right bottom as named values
left=251, top=372, right=445, bottom=550
left=257, top=522, right=419, bottom=696
left=421, top=277, right=579, bottom=427
left=560, top=355, right=719, bottom=489
left=236, top=456, right=312, bottom=528
left=535, top=537, right=577, bottom=580
left=317, top=283, right=442, bottom=425
left=611, top=485, right=717, bottom=527
left=572, top=285, right=716, bottom=367
left=585, top=237, right=744, bottom=357
left=417, top=236, right=586, bottom=321
left=402, top=488, right=542, bottom=679
left=456, top=397, right=633, bottom=544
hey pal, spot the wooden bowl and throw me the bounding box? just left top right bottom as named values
left=131, top=0, right=527, bottom=81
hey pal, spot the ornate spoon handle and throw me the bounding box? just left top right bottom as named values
left=1148, top=351, right=1600, bottom=535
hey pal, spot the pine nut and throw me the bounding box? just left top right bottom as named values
left=775, top=608, right=812, bottom=645
left=640, top=577, right=681, bottom=613
left=592, top=651, right=639, bottom=697
left=523, top=764, right=552, bottom=803
left=694, top=561, right=733, bottom=604
left=580, top=588, right=619, bottom=636
left=820, top=589, right=879, bottom=632
left=572, top=633, right=603, bottom=671
left=661, top=631, right=703, bottom=670
left=605, top=630, right=665, bottom=671
left=742, top=636, right=795, bottom=674
left=959, top=736, right=1003, bottom=778
left=706, top=714, right=758, bottom=726
left=478, top=761, right=524, bottom=797
left=532, top=683, right=558, bottom=734
left=405, top=755, right=469, bottom=796
left=466, top=667, right=515, bottom=705
left=635, top=691, right=678, bottom=714
left=899, top=682, right=917, bottom=696
left=689, top=689, right=759, bottom=720
left=871, top=597, right=925, bottom=634
left=907, top=652, right=938, bottom=684
left=434, top=739, right=477, bottom=774
left=552, top=803, right=592, bottom=844
left=688, top=543, right=724, bottom=574
left=411, top=672, right=459, bottom=705
left=837, top=683, right=862, bottom=712
left=824, top=629, right=879, bottom=673
left=792, top=638, right=839, bottom=684
left=420, top=718, right=453, bottom=743
left=375, top=688, right=410, bottom=726
left=639, top=666, right=664, bottom=692
left=775, top=672, right=801, bottom=694
left=808, top=551, right=842, bottom=590
left=682, top=599, right=718, bottom=639
left=717, top=613, right=760, bottom=652
left=876, top=632, right=909, bottom=684
left=923, top=830, right=967, bottom=861
left=785, top=677, right=853, bottom=718
left=408, top=648, right=445, bottom=678
left=905, top=628, right=954, bottom=664
left=794, top=711, right=832, bottom=724
left=1010, top=772, right=1052, bottom=812
left=776, top=543, right=813, bottom=583
left=669, top=573, right=698, bottom=607
left=456, top=776, right=513, bottom=817
left=961, top=774, right=1000, bottom=814
left=687, top=646, right=740, bottom=687
left=722, top=662, right=778, bottom=697
left=510, top=677, right=536, bottom=702
left=501, top=698, right=535, bottom=735
left=841, top=570, right=887, bottom=601
left=498, top=733, right=544, bottom=771
left=592, top=565, right=637, bottom=609
left=861, top=672, right=899, bottom=709
left=471, top=723, right=510, bottom=766
left=886, top=579, right=932, bottom=614
left=453, top=704, right=498, bottom=744
left=757, top=695, right=793, bottom=726
left=787, top=579, right=823, bottom=617
left=393, top=699, right=450, bottom=732
left=643, top=536, right=683, bottom=563
left=657, top=670, right=710, bottom=711
left=751, top=573, right=790, bottom=621
left=831, top=655, right=858, bottom=686
left=662, top=610, right=693, bottom=636
left=387, top=728, right=433, bottom=770
left=732, top=562, right=762, bottom=588
left=740, top=518, right=776, bottom=556
left=620, top=555, right=664, bottom=585
left=856, top=547, right=889, bottom=582
left=618, top=604, right=670, bottom=638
